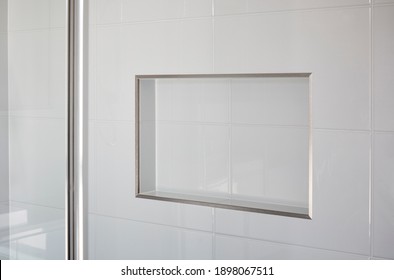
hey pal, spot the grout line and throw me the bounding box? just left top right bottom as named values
left=369, top=2, right=374, bottom=259
left=212, top=3, right=372, bottom=18
left=228, top=80, right=232, bottom=197
left=89, top=211, right=213, bottom=234
left=8, top=200, right=65, bottom=211
left=212, top=208, right=216, bottom=260
left=215, top=232, right=371, bottom=258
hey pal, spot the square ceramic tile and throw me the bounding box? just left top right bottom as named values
left=156, top=124, right=229, bottom=195
left=156, top=78, right=229, bottom=123
left=8, top=0, right=50, bottom=30
left=214, top=8, right=370, bottom=130
left=373, top=132, right=394, bottom=259
left=0, top=33, right=7, bottom=114
left=0, top=0, right=7, bottom=32
left=214, top=0, right=247, bottom=15
left=373, top=6, right=394, bottom=131
left=96, top=26, right=133, bottom=121
left=50, top=0, right=66, bottom=28
left=232, top=126, right=309, bottom=207
left=215, top=235, right=368, bottom=259
left=92, top=214, right=213, bottom=259
left=183, top=0, right=213, bottom=18
left=0, top=117, right=8, bottom=201
left=216, top=130, right=370, bottom=255
left=8, top=31, right=49, bottom=114
left=97, top=0, right=122, bottom=24
left=9, top=118, right=66, bottom=209
left=231, top=77, right=309, bottom=126
left=9, top=202, right=65, bottom=260
left=88, top=24, right=97, bottom=120
left=122, top=0, right=184, bottom=22
left=8, top=30, right=66, bottom=119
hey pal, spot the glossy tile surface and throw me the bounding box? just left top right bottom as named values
left=9, top=118, right=66, bottom=209
left=92, top=121, right=214, bottom=231
left=0, top=117, right=8, bottom=202
left=91, top=214, right=212, bottom=259
left=214, top=0, right=369, bottom=15
left=86, top=0, right=394, bottom=260
left=216, top=130, right=370, bottom=254
left=214, top=8, right=370, bottom=130
left=373, top=5, right=394, bottom=131
left=8, top=0, right=50, bottom=30
left=215, top=235, right=368, bottom=259
left=8, top=202, right=65, bottom=260
left=8, top=29, right=66, bottom=118
left=373, top=132, right=394, bottom=259
left=232, top=126, right=309, bottom=206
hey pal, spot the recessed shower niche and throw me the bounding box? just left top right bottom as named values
left=136, top=74, right=311, bottom=219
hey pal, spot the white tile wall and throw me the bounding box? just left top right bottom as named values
left=0, top=32, right=7, bottom=114
left=232, top=126, right=308, bottom=206
left=122, top=0, right=184, bottom=22
left=231, top=78, right=309, bottom=126
left=91, top=121, right=214, bottom=231
left=87, top=0, right=394, bottom=260
left=97, top=0, right=122, bottom=24
left=373, top=132, right=394, bottom=259
left=215, top=235, right=368, bottom=259
left=4, top=0, right=67, bottom=260
left=374, top=0, right=394, bottom=4
left=373, top=5, right=394, bottom=131
left=8, top=0, right=50, bottom=31
left=0, top=0, right=7, bottom=33
left=9, top=117, right=66, bottom=209
left=90, top=214, right=212, bottom=259
left=214, top=0, right=369, bottom=15
left=216, top=130, right=370, bottom=255
left=8, top=29, right=66, bottom=118
left=214, top=8, right=370, bottom=130
left=8, top=202, right=65, bottom=260
left=0, top=117, right=8, bottom=202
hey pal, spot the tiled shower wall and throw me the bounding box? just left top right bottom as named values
left=0, top=0, right=8, bottom=202
left=88, top=0, right=394, bottom=259
left=0, top=0, right=9, bottom=259
left=3, top=0, right=67, bottom=259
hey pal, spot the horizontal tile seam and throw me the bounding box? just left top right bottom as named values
left=89, top=211, right=214, bottom=234
left=90, top=119, right=134, bottom=125
left=372, top=2, right=394, bottom=7
left=7, top=115, right=66, bottom=120
left=7, top=27, right=66, bottom=33
left=8, top=199, right=65, bottom=211
left=214, top=3, right=371, bottom=17
left=214, top=232, right=370, bottom=258
left=94, top=4, right=372, bottom=28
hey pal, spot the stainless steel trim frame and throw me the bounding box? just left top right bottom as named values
left=135, top=73, right=312, bottom=220
left=67, top=0, right=88, bottom=260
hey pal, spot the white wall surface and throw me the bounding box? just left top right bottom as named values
left=4, top=0, right=66, bottom=259
left=86, top=0, right=394, bottom=260
left=0, top=0, right=9, bottom=259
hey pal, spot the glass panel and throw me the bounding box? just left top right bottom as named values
left=137, top=74, right=311, bottom=218
left=0, top=0, right=67, bottom=260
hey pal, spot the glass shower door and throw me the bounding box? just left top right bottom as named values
left=0, top=0, right=67, bottom=259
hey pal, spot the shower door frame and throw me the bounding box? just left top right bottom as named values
left=66, top=0, right=88, bottom=260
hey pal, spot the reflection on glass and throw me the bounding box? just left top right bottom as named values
left=137, top=74, right=311, bottom=219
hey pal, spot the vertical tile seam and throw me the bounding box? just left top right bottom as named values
left=369, top=0, right=374, bottom=259
left=212, top=0, right=216, bottom=260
